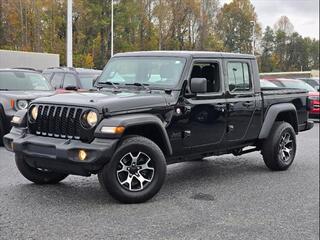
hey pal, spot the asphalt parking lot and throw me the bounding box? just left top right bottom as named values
left=0, top=123, right=319, bottom=240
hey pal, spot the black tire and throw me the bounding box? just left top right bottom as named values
left=98, top=136, right=167, bottom=203
left=15, top=154, right=68, bottom=184
left=262, top=121, right=297, bottom=171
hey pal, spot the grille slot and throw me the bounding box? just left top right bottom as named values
left=29, top=104, right=95, bottom=142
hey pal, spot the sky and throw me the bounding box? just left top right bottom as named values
left=220, top=0, right=319, bottom=39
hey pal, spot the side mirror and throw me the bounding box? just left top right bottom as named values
left=65, top=85, right=78, bottom=91
left=190, top=78, right=207, bottom=93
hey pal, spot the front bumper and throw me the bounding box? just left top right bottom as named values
left=4, top=127, right=119, bottom=176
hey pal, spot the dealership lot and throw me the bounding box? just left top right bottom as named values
left=0, top=123, right=319, bottom=240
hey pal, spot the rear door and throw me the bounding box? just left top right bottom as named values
left=224, top=59, right=257, bottom=147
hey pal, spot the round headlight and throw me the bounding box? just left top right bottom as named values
left=86, top=111, right=98, bottom=127
left=17, top=100, right=28, bottom=110
left=30, top=106, right=38, bottom=121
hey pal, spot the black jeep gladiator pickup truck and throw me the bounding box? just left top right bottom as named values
left=4, top=51, right=314, bottom=203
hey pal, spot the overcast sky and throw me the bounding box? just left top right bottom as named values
left=220, top=0, right=319, bottom=39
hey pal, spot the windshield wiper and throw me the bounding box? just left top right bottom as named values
left=125, top=82, right=151, bottom=92
left=0, top=88, right=9, bottom=91
left=97, top=81, right=119, bottom=90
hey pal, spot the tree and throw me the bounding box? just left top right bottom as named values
left=274, top=16, right=294, bottom=36
left=198, top=0, right=220, bottom=50
left=273, top=30, right=287, bottom=71
left=260, top=26, right=275, bottom=72
left=0, top=0, right=317, bottom=71
left=215, top=0, right=261, bottom=54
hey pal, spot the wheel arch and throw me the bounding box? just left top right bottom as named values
left=95, top=114, right=172, bottom=156
left=259, top=103, right=298, bottom=139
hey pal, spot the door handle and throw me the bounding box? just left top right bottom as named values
left=242, top=101, right=254, bottom=107
left=216, top=103, right=226, bottom=107
left=215, top=103, right=226, bottom=112
left=214, top=103, right=227, bottom=112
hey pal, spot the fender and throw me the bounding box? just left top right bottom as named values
left=95, top=114, right=173, bottom=155
left=259, top=103, right=298, bottom=139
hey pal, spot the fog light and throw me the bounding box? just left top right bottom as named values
left=11, top=116, right=21, bottom=124
left=78, top=150, right=87, bottom=161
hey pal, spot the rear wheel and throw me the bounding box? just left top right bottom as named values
left=15, top=154, right=68, bottom=184
left=98, top=136, right=167, bottom=203
left=262, top=122, right=296, bottom=171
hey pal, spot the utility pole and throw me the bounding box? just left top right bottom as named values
left=67, top=0, right=73, bottom=67
left=250, top=20, right=255, bottom=55
left=111, top=0, right=114, bottom=57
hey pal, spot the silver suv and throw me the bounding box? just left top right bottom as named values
left=0, top=69, right=54, bottom=144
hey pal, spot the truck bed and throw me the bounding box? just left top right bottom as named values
left=261, top=87, right=309, bottom=128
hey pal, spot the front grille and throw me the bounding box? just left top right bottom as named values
left=28, top=104, right=96, bottom=142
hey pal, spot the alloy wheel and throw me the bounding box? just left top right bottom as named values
left=116, top=152, right=155, bottom=192
left=278, top=132, right=294, bottom=163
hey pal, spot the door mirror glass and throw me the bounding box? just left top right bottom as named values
left=190, top=78, right=207, bottom=93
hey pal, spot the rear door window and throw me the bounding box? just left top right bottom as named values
left=227, top=62, right=252, bottom=92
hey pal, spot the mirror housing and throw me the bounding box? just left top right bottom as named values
left=190, top=78, right=207, bottom=93
left=65, top=85, right=78, bottom=91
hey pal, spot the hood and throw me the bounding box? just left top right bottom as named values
left=33, top=90, right=169, bottom=113
left=0, top=90, right=55, bottom=100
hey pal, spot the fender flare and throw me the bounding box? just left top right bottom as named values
left=95, top=114, right=173, bottom=155
left=258, top=103, right=298, bottom=139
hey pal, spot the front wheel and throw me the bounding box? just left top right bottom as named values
left=262, top=122, right=297, bottom=171
left=98, top=136, right=167, bottom=203
left=15, top=154, right=68, bottom=184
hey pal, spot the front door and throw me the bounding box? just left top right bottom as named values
left=168, top=59, right=227, bottom=155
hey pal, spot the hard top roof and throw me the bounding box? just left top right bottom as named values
left=43, top=67, right=102, bottom=74
left=0, top=68, right=40, bottom=73
left=114, top=51, right=255, bottom=59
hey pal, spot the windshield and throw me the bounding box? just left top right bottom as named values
left=98, top=57, right=186, bottom=88
left=260, top=80, right=278, bottom=88
left=281, top=80, right=316, bottom=92
left=79, top=74, right=100, bottom=89
left=0, top=71, right=52, bottom=91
